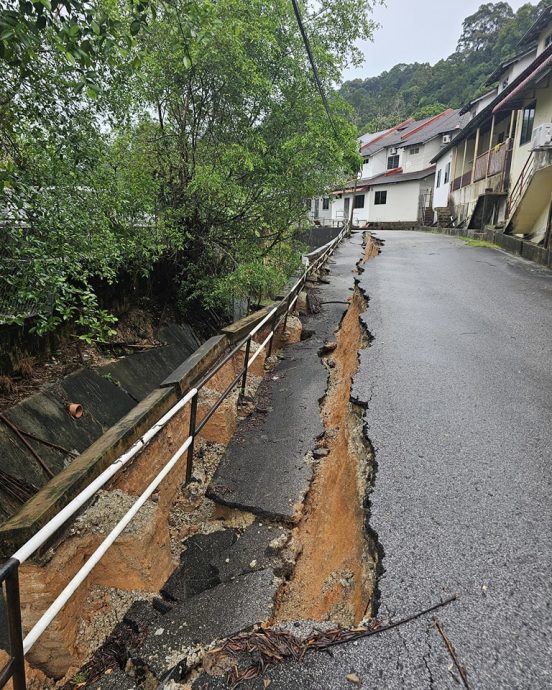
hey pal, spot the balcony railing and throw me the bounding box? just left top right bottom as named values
left=451, top=139, right=512, bottom=193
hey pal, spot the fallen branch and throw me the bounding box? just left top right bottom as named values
left=304, top=595, right=458, bottom=652
left=220, top=595, right=458, bottom=688
left=0, top=413, right=54, bottom=478
left=433, top=616, right=471, bottom=689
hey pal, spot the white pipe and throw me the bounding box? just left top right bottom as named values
left=13, top=388, right=197, bottom=565
left=23, top=435, right=193, bottom=654
left=249, top=305, right=278, bottom=339
left=247, top=331, right=274, bottom=367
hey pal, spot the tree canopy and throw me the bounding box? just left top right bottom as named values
left=0, top=0, right=378, bottom=340
left=341, top=1, right=550, bottom=134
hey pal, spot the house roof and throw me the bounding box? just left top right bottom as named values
left=366, top=166, right=436, bottom=187
left=431, top=42, right=552, bottom=163
left=338, top=166, right=436, bottom=193
left=485, top=47, right=537, bottom=86
left=359, top=109, right=467, bottom=156
left=518, top=5, right=552, bottom=48
left=404, top=110, right=471, bottom=146
left=493, top=50, right=552, bottom=112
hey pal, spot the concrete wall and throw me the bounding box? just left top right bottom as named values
left=361, top=149, right=388, bottom=178
left=510, top=84, right=552, bottom=193
left=368, top=180, right=422, bottom=223
left=309, top=196, right=332, bottom=223
left=403, top=138, right=442, bottom=173
left=434, top=149, right=453, bottom=209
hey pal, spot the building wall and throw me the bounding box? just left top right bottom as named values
left=509, top=82, right=552, bottom=194
left=433, top=150, right=453, bottom=208
left=497, top=50, right=537, bottom=94
left=368, top=181, right=422, bottom=223
left=309, top=196, right=332, bottom=223
left=537, top=25, right=552, bottom=55
left=361, top=149, right=388, bottom=178
left=403, top=138, right=442, bottom=173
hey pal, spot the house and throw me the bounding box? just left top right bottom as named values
left=325, top=109, right=469, bottom=227
left=431, top=5, right=552, bottom=243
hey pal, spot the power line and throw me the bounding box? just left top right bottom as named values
left=290, top=0, right=339, bottom=138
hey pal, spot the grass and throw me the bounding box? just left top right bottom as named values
left=461, top=237, right=501, bottom=249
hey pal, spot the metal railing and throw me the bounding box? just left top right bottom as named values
left=507, top=151, right=535, bottom=219
left=0, top=225, right=348, bottom=689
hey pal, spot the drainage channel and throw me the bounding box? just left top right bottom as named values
left=272, top=280, right=376, bottom=626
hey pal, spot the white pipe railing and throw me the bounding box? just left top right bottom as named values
left=23, top=435, right=193, bottom=654
left=12, top=387, right=198, bottom=566
left=0, top=221, right=349, bottom=686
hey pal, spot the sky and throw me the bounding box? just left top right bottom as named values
left=341, top=0, right=532, bottom=82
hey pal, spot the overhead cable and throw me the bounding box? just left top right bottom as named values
left=290, top=0, right=339, bottom=138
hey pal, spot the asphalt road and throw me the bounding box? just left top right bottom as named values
left=229, top=231, right=552, bottom=690
left=353, top=231, right=552, bottom=688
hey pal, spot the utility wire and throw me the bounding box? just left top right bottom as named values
left=290, top=0, right=339, bottom=138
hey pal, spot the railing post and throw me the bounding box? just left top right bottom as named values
left=240, top=336, right=252, bottom=399
left=4, top=559, right=26, bottom=690
left=282, top=292, right=293, bottom=334
left=267, top=312, right=278, bottom=357
left=185, top=393, right=198, bottom=484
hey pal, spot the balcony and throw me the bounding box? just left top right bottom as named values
left=451, top=139, right=512, bottom=193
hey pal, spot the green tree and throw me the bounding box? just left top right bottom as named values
left=456, top=2, right=514, bottom=53
left=0, top=0, right=378, bottom=340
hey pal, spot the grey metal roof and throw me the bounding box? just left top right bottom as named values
left=403, top=110, right=471, bottom=146
left=358, top=166, right=436, bottom=187
left=359, top=110, right=469, bottom=156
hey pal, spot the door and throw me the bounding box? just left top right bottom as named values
left=344, top=197, right=350, bottom=219
left=314, top=198, right=320, bottom=219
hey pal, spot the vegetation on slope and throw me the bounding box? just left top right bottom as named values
left=0, top=0, right=378, bottom=342
left=340, top=1, right=550, bottom=134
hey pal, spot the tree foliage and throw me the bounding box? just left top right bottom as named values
left=341, top=1, right=549, bottom=134
left=0, top=0, right=378, bottom=340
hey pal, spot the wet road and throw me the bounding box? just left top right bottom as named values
left=248, top=231, right=552, bottom=689
left=353, top=231, right=552, bottom=688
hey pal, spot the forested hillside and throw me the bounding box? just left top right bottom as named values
left=341, top=1, right=550, bottom=134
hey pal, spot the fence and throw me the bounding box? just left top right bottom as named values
left=0, top=225, right=348, bottom=689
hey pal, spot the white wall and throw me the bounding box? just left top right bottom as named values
left=510, top=82, right=552, bottom=193
left=368, top=181, right=422, bottom=223
left=433, top=150, right=453, bottom=208
left=497, top=50, right=537, bottom=94
left=309, top=196, right=332, bottom=223
left=361, top=149, right=388, bottom=178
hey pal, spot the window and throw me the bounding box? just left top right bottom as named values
left=436, top=169, right=442, bottom=188
left=497, top=131, right=505, bottom=145
left=387, top=154, right=399, bottom=170
left=354, top=194, right=365, bottom=209
left=444, top=162, right=451, bottom=184
left=322, top=198, right=330, bottom=210
left=520, top=102, right=536, bottom=146
left=545, top=34, right=552, bottom=48
left=410, top=147, right=420, bottom=155
left=363, top=155, right=370, bottom=163
left=374, top=190, right=387, bottom=205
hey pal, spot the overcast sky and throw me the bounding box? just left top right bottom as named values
left=341, top=0, right=532, bottom=83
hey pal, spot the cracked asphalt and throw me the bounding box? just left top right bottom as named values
left=212, top=231, right=552, bottom=690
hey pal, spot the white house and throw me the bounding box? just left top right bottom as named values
left=431, top=5, right=552, bottom=243
left=327, top=109, right=469, bottom=226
